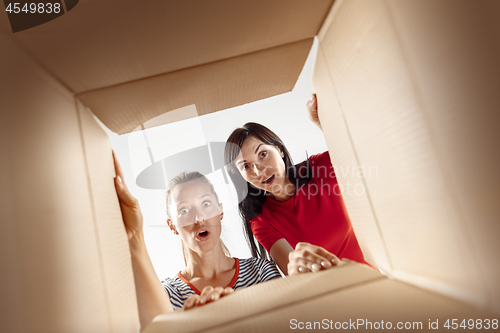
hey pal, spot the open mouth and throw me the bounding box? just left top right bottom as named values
left=262, top=174, right=275, bottom=185
left=196, top=229, right=210, bottom=240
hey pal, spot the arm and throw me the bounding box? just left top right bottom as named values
left=270, top=239, right=343, bottom=276
left=307, top=93, right=322, bottom=131
left=113, top=152, right=173, bottom=330
left=270, top=238, right=294, bottom=275
left=251, top=218, right=341, bottom=275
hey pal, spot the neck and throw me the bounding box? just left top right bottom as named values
left=269, top=177, right=296, bottom=201
left=184, top=241, right=233, bottom=279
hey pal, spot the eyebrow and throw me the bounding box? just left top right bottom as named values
left=236, top=143, right=264, bottom=166
left=176, top=194, right=212, bottom=206
left=254, top=143, right=263, bottom=154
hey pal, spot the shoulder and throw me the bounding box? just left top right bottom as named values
left=294, top=151, right=332, bottom=181
left=160, top=275, right=195, bottom=311
left=160, top=276, right=181, bottom=295
left=239, top=257, right=281, bottom=280
left=239, top=256, right=269, bottom=269
left=160, top=276, right=176, bottom=287
left=249, top=212, right=274, bottom=228
left=307, top=151, right=334, bottom=179
left=160, top=275, right=196, bottom=298
left=309, top=151, right=331, bottom=167
left=249, top=213, right=280, bottom=237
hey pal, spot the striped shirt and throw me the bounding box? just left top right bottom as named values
left=161, top=257, right=281, bottom=310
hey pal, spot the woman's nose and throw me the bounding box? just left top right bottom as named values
left=195, top=211, right=206, bottom=224
left=251, top=163, right=262, bottom=176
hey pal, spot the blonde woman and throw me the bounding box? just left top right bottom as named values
left=113, top=153, right=280, bottom=329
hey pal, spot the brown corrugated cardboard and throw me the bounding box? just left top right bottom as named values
left=3, top=0, right=334, bottom=134
left=144, top=262, right=383, bottom=333
left=78, top=39, right=314, bottom=134
left=386, top=0, right=500, bottom=311
left=8, top=0, right=333, bottom=93
left=234, top=279, right=489, bottom=333
left=1, top=0, right=499, bottom=331
left=144, top=263, right=491, bottom=333
left=1, top=1, right=335, bottom=331
left=0, top=39, right=27, bottom=332
left=310, top=30, right=392, bottom=272
left=77, top=103, right=140, bottom=332
left=314, top=0, right=500, bottom=311
left=0, top=34, right=140, bottom=332
left=0, top=34, right=113, bottom=332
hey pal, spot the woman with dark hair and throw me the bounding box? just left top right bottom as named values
left=224, top=94, right=370, bottom=275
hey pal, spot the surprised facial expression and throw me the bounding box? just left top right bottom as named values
left=169, top=180, right=223, bottom=253
left=234, top=136, right=291, bottom=198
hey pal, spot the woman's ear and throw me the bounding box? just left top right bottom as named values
left=219, top=203, right=224, bottom=220
left=166, top=219, right=179, bottom=235
left=277, top=146, right=285, bottom=158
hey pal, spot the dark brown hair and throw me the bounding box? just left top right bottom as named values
left=224, top=123, right=311, bottom=260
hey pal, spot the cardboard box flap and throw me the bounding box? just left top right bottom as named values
left=313, top=0, right=500, bottom=312
left=79, top=39, right=314, bottom=134
left=6, top=0, right=333, bottom=93
left=77, top=102, right=140, bottom=332
left=145, top=263, right=382, bottom=333
left=144, top=263, right=491, bottom=333
left=2, top=0, right=333, bottom=133
left=0, top=34, right=140, bottom=332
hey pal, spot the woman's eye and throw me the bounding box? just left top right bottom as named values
left=260, top=151, right=267, bottom=158
left=243, top=164, right=249, bottom=170
left=202, top=201, right=211, bottom=207
left=179, top=208, right=188, bottom=215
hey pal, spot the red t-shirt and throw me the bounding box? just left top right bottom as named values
left=250, top=151, right=368, bottom=265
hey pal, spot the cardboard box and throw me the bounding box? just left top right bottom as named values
left=313, top=0, right=500, bottom=312
left=144, top=263, right=491, bottom=332
left=1, top=0, right=499, bottom=332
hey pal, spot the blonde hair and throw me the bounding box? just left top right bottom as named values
left=166, top=171, right=230, bottom=265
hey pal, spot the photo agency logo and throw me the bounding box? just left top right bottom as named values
left=127, top=105, right=248, bottom=228
left=126, top=104, right=379, bottom=228
left=3, top=0, right=79, bottom=33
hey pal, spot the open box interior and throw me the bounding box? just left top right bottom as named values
left=1, top=0, right=500, bottom=332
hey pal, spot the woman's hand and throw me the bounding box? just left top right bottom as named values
left=113, top=151, right=174, bottom=327
left=287, top=242, right=342, bottom=275
left=306, top=94, right=322, bottom=130
left=113, top=151, right=144, bottom=240
left=183, top=286, right=234, bottom=310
